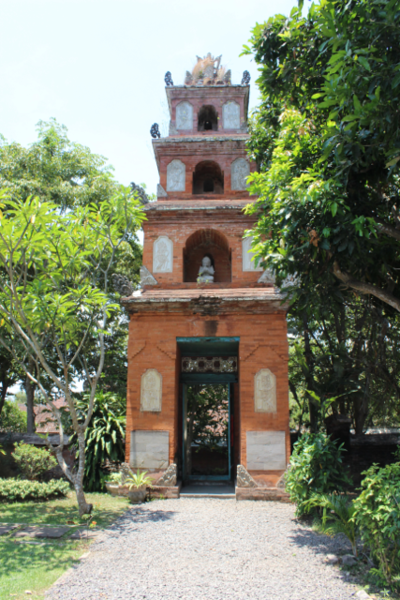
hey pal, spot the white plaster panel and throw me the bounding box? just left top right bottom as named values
left=242, top=237, right=263, bottom=272
left=176, top=101, right=193, bottom=130
left=130, top=430, right=169, bottom=470
left=153, top=236, right=173, bottom=273
left=246, top=431, right=286, bottom=470
left=166, top=159, right=186, bottom=192
left=140, top=368, right=162, bottom=412
left=254, top=369, right=277, bottom=413
left=231, top=157, right=250, bottom=190
left=223, top=101, right=240, bottom=129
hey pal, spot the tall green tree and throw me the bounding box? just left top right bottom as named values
left=0, top=120, right=143, bottom=422
left=245, top=0, right=400, bottom=310
left=244, top=0, right=400, bottom=431
left=0, top=191, right=144, bottom=515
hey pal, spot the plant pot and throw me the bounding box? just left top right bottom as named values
left=105, top=483, right=119, bottom=496
left=128, top=488, right=147, bottom=504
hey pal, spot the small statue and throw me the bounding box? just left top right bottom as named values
left=130, top=182, right=149, bottom=205
left=164, top=71, right=174, bottom=87
left=150, top=123, right=161, bottom=139
left=197, top=256, right=215, bottom=283
left=241, top=70, right=251, bottom=85
left=112, top=274, right=134, bottom=297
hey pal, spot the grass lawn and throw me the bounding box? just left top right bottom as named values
left=0, top=491, right=130, bottom=600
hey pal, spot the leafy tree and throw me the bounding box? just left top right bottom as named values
left=0, top=121, right=143, bottom=423
left=0, top=190, right=144, bottom=515
left=0, top=400, right=27, bottom=432
left=244, top=0, right=400, bottom=431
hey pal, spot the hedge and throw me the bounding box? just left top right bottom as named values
left=0, top=478, right=70, bottom=502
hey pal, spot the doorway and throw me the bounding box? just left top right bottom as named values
left=182, top=383, right=232, bottom=481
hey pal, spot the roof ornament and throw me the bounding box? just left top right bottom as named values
left=150, top=123, right=161, bottom=139
left=186, top=53, right=231, bottom=86
left=112, top=274, right=134, bottom=297
left=164, top=71, right=174, bottom=86
left=130, top=182, right=149, bottom=205
left=241, top=70, right=251, bottom=85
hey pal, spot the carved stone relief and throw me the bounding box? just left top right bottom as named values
left=140, top=369, right=162, bottom=412
left=176, top=101, right=193, bottom=130
left=258, top=269, right=276, bottom=284
left=242, top=237, right=263, bottom=272
left=254, top=368, right=277, bottom=413
left=157, top=183, right=168, bottom=198
left=222, top=101, right=240, bottom=129
left=166, top=159, right=186, bottom=192
left=153, top=236, right=173, bottom=273
left=231, top=157, right=250, bottom=190
left=140, top=265, right=158, bottom=286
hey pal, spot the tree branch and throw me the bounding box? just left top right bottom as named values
left=333, top=261, right=400, bottom=313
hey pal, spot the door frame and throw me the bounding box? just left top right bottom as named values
left=182, top=381, right=233, bottom=482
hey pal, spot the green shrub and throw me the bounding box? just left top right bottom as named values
left=0, top=478, right=70, bottom=502
left=11, top=442, right=57, bottom=480
left=285, top=432, right=352, bottom=516
left=305, top=493, right=358, bottom=556
left=353, top=460, right=400, bottom=591
left=0, top=400, right=27, bottom=432
left=71, top=392, right=126, bottom=492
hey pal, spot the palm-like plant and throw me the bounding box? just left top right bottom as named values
left=125, top=470, right=153, bottom=490
left=306, top=493, right=358, bottom=556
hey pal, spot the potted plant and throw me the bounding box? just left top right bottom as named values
left=105, top=471, right=123, bottom=496
left=125, top=470, right=153, bottom=504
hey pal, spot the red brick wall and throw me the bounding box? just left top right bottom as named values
left=125, top=311, right=290, bottom=475
left=143, top=213, right=261, bottom=286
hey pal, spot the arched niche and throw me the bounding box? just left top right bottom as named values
left=222, top=101, right=240, bottom=129
left=166, top=159, right=186, bottom=192
left=192, top=160, right=224, bottom=195
left=197, top=105, right=218, bottom=131
left=176, top=101, right=193, bottom=130
left=183, top=228, right=231, bottom=282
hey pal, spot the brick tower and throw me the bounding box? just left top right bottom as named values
left=122, top=55, right=290, bottom=497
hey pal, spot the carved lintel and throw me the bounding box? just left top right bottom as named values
left=237, top=465, right=257, bottom=488
left=140, top=266, right=158, bottom=287
left=157, top=183, right=168, bottom=198
left=156, top=463, right=177, bottom=486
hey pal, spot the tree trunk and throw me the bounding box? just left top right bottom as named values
left=54, top=430, right=92, bottom=517
left=25, top=374, right=36, bottom=434
left=0, top=383, right=7, bottom=418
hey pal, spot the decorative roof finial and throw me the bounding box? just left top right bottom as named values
left=150, top=123, right=161, bottom=139
left=241, top=70, right=251, bottom=85
left=164, top=71, right=174, bottom=86
left=186, top=54, right=231, bottom=86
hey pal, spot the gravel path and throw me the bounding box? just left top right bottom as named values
left=47, top=499, right=359, bottom=600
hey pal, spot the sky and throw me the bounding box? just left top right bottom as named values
left=0, top=0, right=298, bottom=198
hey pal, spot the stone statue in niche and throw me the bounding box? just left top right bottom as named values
left=197, top=256, right=214, bottom=282
left=153, top=236, right=173, bottom=273
left=166, top=159, right=185, bottom=192
left=231, top=157, right=250, bottom=191
left=140, top=369, right=162, bottom=412
left=254, top=369, right=277, bottom=413
left=242, top=237, right=263, bottom=272
left=222, top=101, right=240, bottom=129
left=176, top=101, right=193, bottom=130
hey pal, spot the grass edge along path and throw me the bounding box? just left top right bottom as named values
left=0, top=492, right=129, bottom=600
